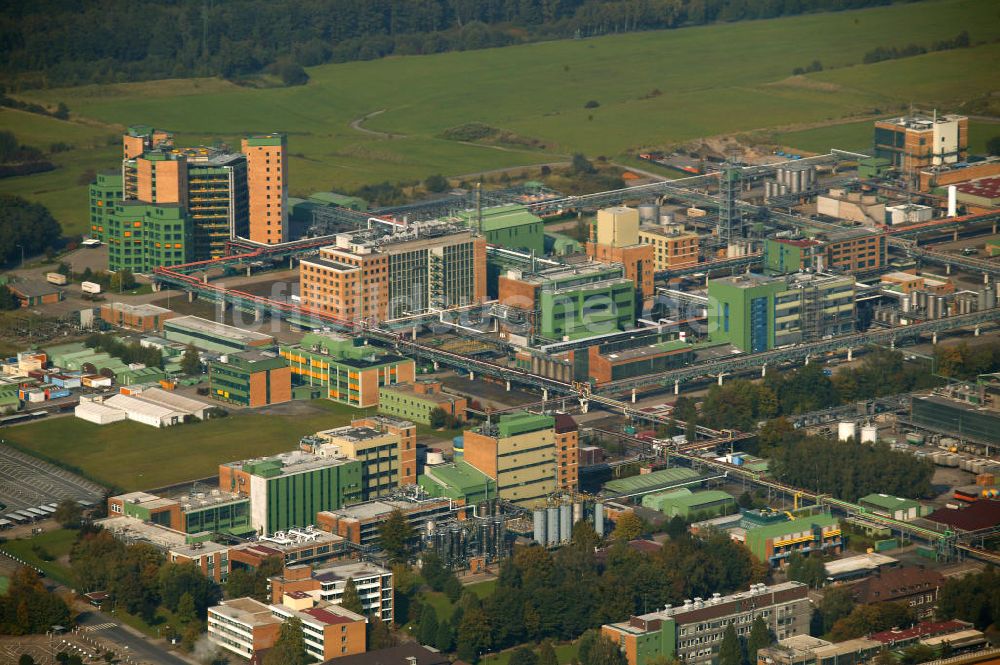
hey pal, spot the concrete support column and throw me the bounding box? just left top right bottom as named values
left=631, top=388, right=637, bottom=403
left=469, top=371, right=475, bottom=381
left=246, top=266, right=252, bottom=277
left=187, top=290, right=194, bottom=303
left=505, top=380, right=511, bottom=392
left=761, top=364, right=767, bottom=377
left=847, top=348, right=853, bottom=361
left=254, top=309, right=264, bottom=323
left=804, top=355, right=810, bottom=365
left=946, top=264, right=952, bottom=275
left=985, top=273, right=991, bottom=285
left=289, top=257, right=294, bottom=270
left=411, top=326, right=417, bottom=340
left=202, top=273, right=208, bottom=283
left=717, top=374, right=724, bottom=386
left=542, top=388, right=548, bottom=401
left=890, top=338, right=896, bottom=350
left=932, top=332, right=938, bottom=345
left=433, top=361, right=439, bottom=371
left=579, top=398, right=589, bottom=414
left=953, top=230, right=959, bottom=242
left=975, top=327, right=981, bottom=337
left=674, top=380, right=680, bottom=395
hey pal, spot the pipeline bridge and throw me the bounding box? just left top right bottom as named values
left=589, top=307, right=1000, bottom=396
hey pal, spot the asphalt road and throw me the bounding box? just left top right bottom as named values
left=75, top=610, right=192, bottom=665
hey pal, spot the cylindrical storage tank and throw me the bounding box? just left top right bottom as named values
left=807, top=166, right=817, bottom=188
left=978, top=290, right=988, bottom=311
left=452, top=436, right=464, bottom=460
left=533, top=509, right=546, bottom=544
left=794, top=168, right=804, bottom=193
left=426, top=449, right=445, bottom=465
left=860, top=425, right=878, bottom=444
left=660, top=212, right=674, bottom=225
left=573, top=502, right=583, bottom=526
left=594, top=502, right=605, bottom=536
left=638, top=203, right=660, bottom=223
left=779, top=184, right=788, bottom=195
left=560, top=504, right=572, bottom=542
left=935, top=296, right=946, bottom=319
left=838, top=421, right=857, bottom=442
left=987, top=288, right=997, bottom=309
left=546, top=507, right=559, bottom=546
left=927, top=295, right=937, bottom=319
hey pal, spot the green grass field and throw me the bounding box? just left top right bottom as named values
left=0, top=528, right=78, bottom=587
left=1, top=400, right=362, bottom=491
left=481, top=639, right=582, bottom=665
left=2, top=0, right=997, bottom=236
left=0, top=575, right=8, bottom=595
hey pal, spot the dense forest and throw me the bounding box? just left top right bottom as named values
left=3, top=0, right=897, bottom=89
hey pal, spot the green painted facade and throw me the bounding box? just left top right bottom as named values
left=764, top=238, right=806, bottom=274
left=240, top=458, right=363, bottom=534
left=208, top=352, right=287, bottom=407
left=183, top=499, right=253, bottom=536
left=458, top=204, right=545, bottom=255
left=496, top=412, right=555, bottom=438
left=708, top=274, right=785, bottom=353
left=89, top=171, right=123, bottom=242
left=107, top=201, right=192, bottom=273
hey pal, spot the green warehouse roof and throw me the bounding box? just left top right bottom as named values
left=858, top=493, right=923, bottom=512
left=644, top=488, right=735, bottom=511
left=496, top=412, right=555, bottom=438
left=457, top=204, right=542, bottom=232
left=604, top=467, right=701, bottom=495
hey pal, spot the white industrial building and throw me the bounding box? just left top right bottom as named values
left=74, top=400, right=128, bottom=425
left=130, top=387, right=210, bottom=420
left=104, top=393, right=187, bottom=427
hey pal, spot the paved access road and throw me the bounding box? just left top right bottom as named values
left=75, top=610, right=192, bottom=665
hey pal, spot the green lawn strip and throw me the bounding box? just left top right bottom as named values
left=0, top=528, right=78, bottom=587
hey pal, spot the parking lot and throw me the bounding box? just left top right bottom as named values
left=0, top=444, right=104, bottom=514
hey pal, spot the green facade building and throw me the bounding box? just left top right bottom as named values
left=419, top=461, right=497, bottom=506
left=708, top=272, right=855, bottom=353
left=89, top=171, right=124, bottom=242
left=457, top=204, right=545, bottom=255
left=222, top=453, right=364, bottom=536
left=107, top=201, right=192, bottom=273
left=208, top=350, right=289, bottom=407
left=641, top=488, right=736, bottom=519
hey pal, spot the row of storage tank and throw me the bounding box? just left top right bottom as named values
left=764, top=164, right=817, bottom=198
left=901, top=288, right=997, bottom=318
left=837, top=421, right=879, bottom=442
left=637, top=203, right=676, bottom=226
left=532, top=501, right=605, bottom=546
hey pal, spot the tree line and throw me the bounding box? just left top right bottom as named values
left=85, top=331, right=163, bottom=369
left=452, top=523, right=764, bottom=662
left=70, top=527, right=220, bottom=647
left=698, top=349, right=944, bottom=432
left=2, top=0, right=898, bottom=90
left=862, top=30, right=970, bottom=64
left=0, top=567, right=71, bottom=635
left=0, top=195, right=62, bottom=267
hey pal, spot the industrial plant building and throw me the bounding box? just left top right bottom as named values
left=874, top=113, right=968, bottom=172
left=639, top=224, right=700, bottom=271
left=602, top=582, right=811, bottom=665
left=707, top=272, right=855, bottom=353
left=378, top=379, right=467, bottom=425
left=587, top=206, right=655, bottom=303
left=280, top=332, right=415, bottom=408
left=316, top=495, right=457, bottom=547
left=219, top=451, right=363, bottom=535
left=497, top=260, right=637, bottom=342
left=163, top=315, right=276, bottom=353
left=299, top=220, right=487, bottom=323
left=305, top=415, right=418, bottom=498
left=454, top=204, right=545, bottom=255
left=208, top=349, right=292, bottom=408
left=764, top=229, right=887, bottom=276
left=731, top=509, right=842, bottom=567
left=462, top=412, right=561, bottom=506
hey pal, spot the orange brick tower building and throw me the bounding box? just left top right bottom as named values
left=242, top=133, right=288, bottom=244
